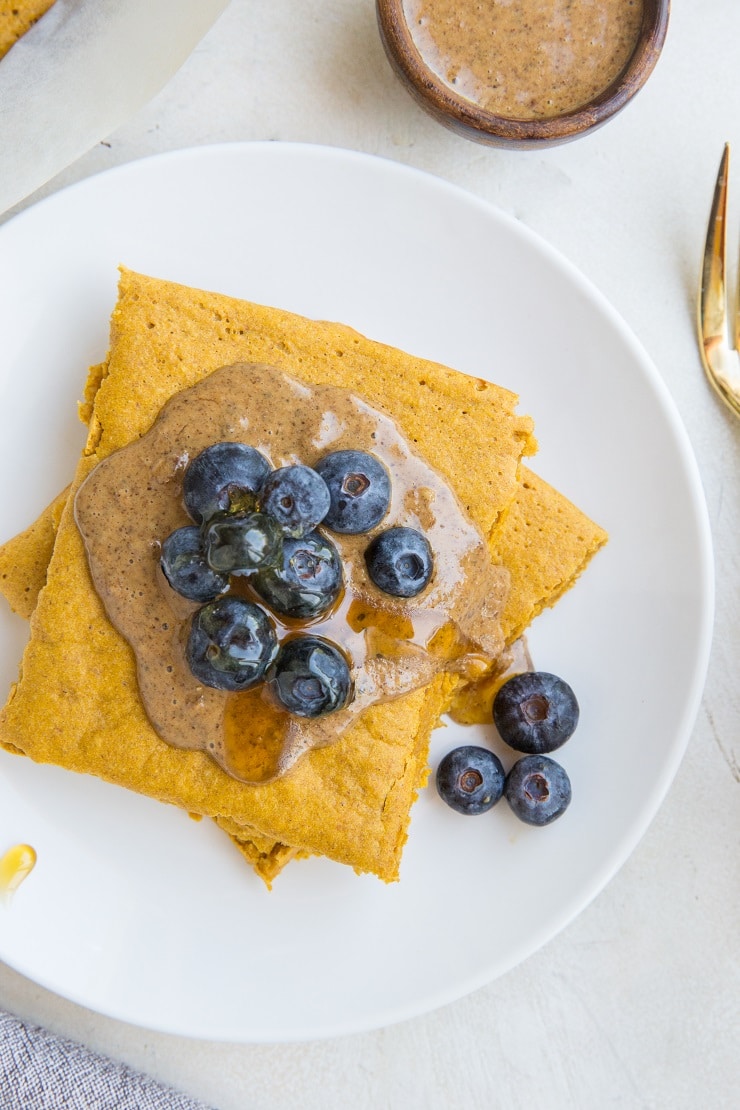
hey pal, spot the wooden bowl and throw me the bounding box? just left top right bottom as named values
left=376, top=0, right=670, bottom=149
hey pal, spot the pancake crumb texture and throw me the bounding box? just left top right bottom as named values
left=0, top=0, right=55, bottom=60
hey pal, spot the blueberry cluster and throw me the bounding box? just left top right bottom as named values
left=159, top=442, right=435, bottom=718
left=436, top=671, right=579, bottom=825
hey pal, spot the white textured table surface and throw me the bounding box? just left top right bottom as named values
left=1, top=2, right=738, bottom=1107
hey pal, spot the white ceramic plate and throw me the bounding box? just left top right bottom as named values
left=0, top=144, right=713, bottom=1041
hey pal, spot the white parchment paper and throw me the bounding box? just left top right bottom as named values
left=0, top=0, right=231, bottom=215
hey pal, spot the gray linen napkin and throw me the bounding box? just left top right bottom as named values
left=0, top=1010, right=215, bottom=1110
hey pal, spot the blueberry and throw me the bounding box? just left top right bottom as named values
left=269, top=637, right=352, bottom=717
left=260, top=465, right=331, bottom=537
left=314, top=450, right=391, bottom=533
left=183, top=443, right=271, bottom=524
left=436, top=746, right=505, bottom=815
left=365, top=526, right=433, bottom=598
left=204, top=511, right=283, bottom=576
left=493, top=671, right=579, bottom=754
left=186, top=596, right=278, bottom=691
left=252, top=532, right=343, bottom=619
left=504, top=755, right=572, bottom=826
left=160, top=526, right=229, bottom=602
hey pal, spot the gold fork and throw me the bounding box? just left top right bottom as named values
left=698, top=143, right=740, bottom=418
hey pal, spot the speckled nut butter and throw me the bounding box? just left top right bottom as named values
left=403, top=0, right=645, bottom=120
left=74, top=362, right=509, bottom=785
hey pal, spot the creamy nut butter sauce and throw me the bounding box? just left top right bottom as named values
left=75, top=364, right=509, bottom=784
left=404, top=0, right=644, bottom=120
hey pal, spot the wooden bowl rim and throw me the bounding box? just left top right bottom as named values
left=376, top=0, right=671, bottom=143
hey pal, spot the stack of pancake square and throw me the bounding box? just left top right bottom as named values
left=0, top=269, right=606, bottom=885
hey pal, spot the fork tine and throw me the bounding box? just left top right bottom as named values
left=698, top=144, right=740, bottom=418
left=699, top=143, right=729, bottom=363
left=735, top=163, right=740, bottom=354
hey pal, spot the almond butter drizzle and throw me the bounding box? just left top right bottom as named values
left=75, top=364, right=509, bottom=783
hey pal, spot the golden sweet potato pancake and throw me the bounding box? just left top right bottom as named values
left=0, top=0, right=55, bottom=61
left=492, top=467, right=606, bottom=643
left=0, top=269, right=539, bottom=881
left=0, top=486, right=68, bottom=619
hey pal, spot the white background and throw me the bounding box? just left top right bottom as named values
left=0, top=2, right=738, bottom=1107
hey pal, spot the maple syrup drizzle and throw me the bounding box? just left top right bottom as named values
left=0, top=843, right=37, bottom=903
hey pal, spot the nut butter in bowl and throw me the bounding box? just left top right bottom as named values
left=377, top=0, right=670, bottom=148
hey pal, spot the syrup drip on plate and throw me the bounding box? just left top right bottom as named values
left=0, top=843, right=37, bottom=904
